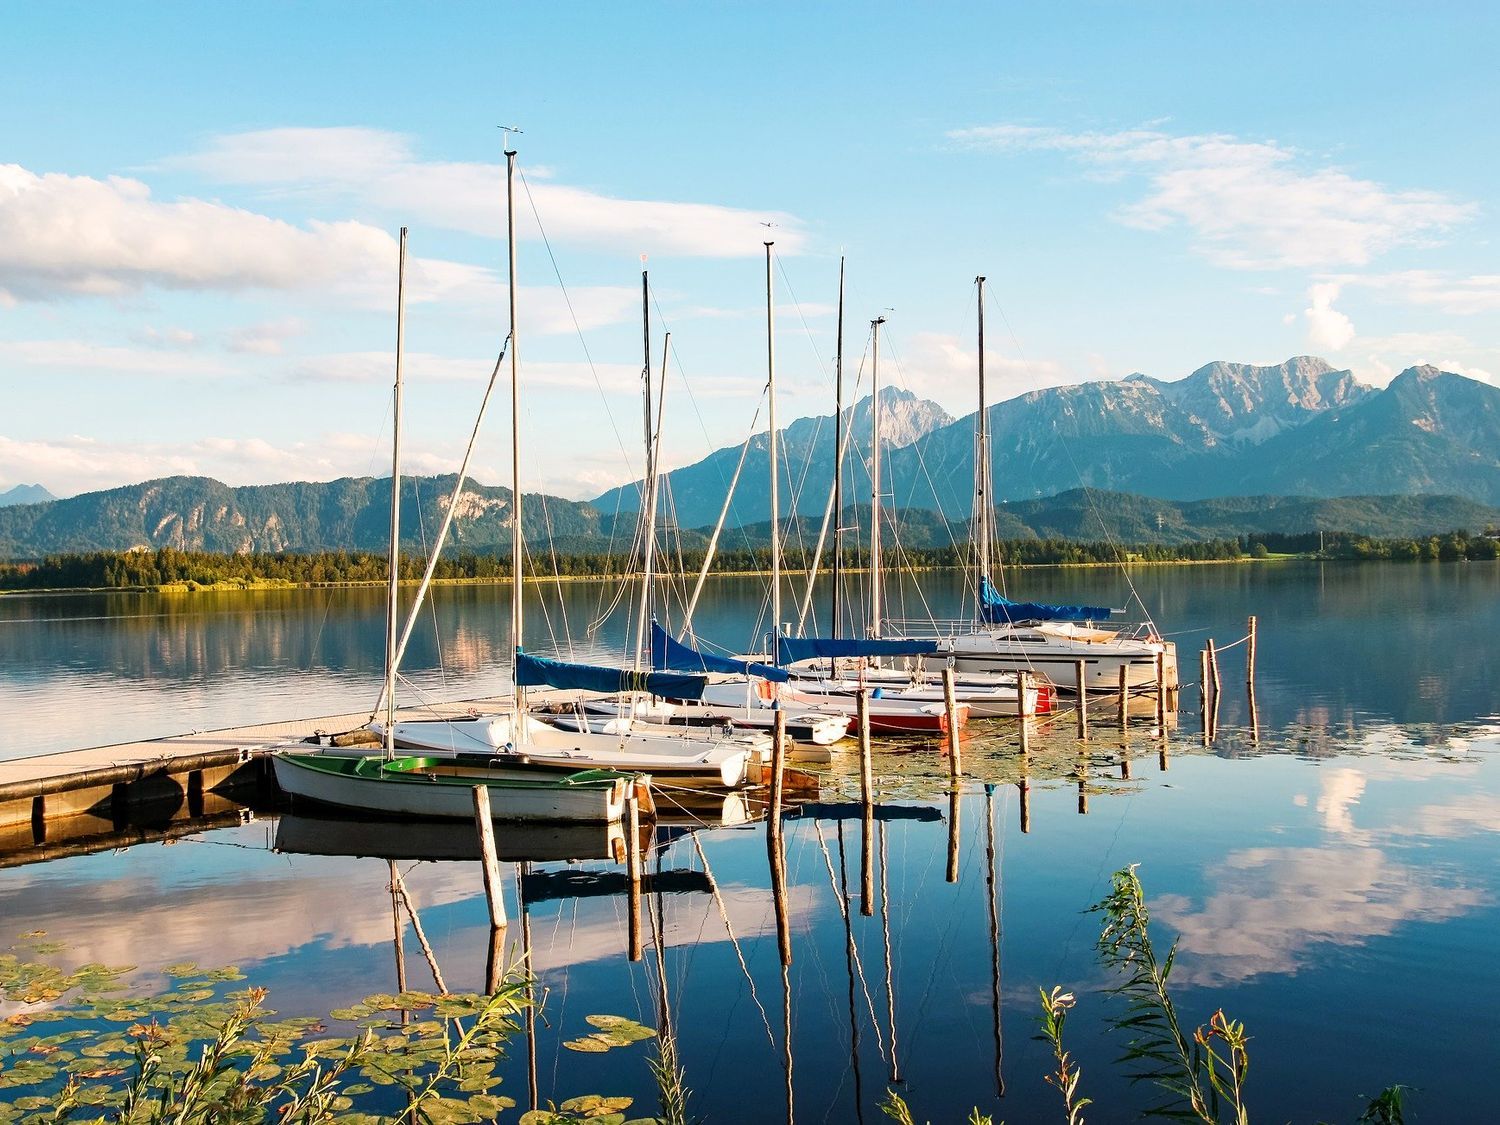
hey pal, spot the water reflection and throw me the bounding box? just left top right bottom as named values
left=2, top=710, right=1498, bottom=1119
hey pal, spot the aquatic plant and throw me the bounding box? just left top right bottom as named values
left=0, top=937, right=653, bottom=1124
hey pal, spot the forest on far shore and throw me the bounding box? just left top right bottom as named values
left=1, top=529, right=1496, bottom=592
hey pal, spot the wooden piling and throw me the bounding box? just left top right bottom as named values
left=943, top=667, right=962, bottom=788
left=1199, top=648, right=1210, bottom=739
left=946, top=787, right=961, bottom=883
left=857, top=690, right=874, bottom=918
left=1155, top=652, right=1168, bottom=733
left=471, top=786, right=508, bottom=930
left=1075, top=660, right=1088, bottom=741
left=1207, top=637, right=1222, bottom=700
left=1118, top=665, right=1129, bottom=741
left=1017, top=671, right=1031, bottom=756
left=769, top=710, right=792, bottom=966
left=1246, top=615, right=1258, bottom=689
left=626, top=789, right=643, bottom=963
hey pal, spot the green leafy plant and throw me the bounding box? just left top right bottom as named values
left=1036, top=987, right=1089, bottom=1125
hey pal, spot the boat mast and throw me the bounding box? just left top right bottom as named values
left=633, top=270, right=655, bottom=673
left=975, top=275, right=992, bottom=595
left=383, top=227, right=408, bottom=758
left=831, top=256, right=845, bottom=643
left=869, top=316, right=886, bottom=638
left=766, top=242, right=782, bottom=651
left=506, top=147, right=525, bottom=721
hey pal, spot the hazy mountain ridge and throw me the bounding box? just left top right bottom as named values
left=0, top=484, right=55, bottom=507
left=890, top=358, right=1500, bottom=515
left=0, top=474, right=608, bottom=557
left=1, top=477, right=1495, bottom=560
left=592, top=385, right=954, bottom=528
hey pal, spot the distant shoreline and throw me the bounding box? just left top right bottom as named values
left=0, top=554, right=1358, bottom=598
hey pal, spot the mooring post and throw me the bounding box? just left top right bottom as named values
left=858, top=689, right=874, bottom=917
left=1246, top=615, right=1257, bottom=689
left=1207, top=637, right=1221, bottom=701
left=943, top=667, right=962, bottom=788
left=946, top=787, right=961, bottom=883
left=1118, top=664, right=1129, bottom=741
left=471, top=786, right=508, bottom=930
left=769, top=714, right=793, bottom=966
left=1017, top=671, right=1031, bottom=756
left=626, top=788, right=643, bottom=963
left=1155, top=652, right=1168, bottom=733
left=1200, top=648, right=1210, bottom=739
left=1075, top=659, right=1088, bottom=740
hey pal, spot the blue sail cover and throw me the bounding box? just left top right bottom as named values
left=979, top=575, right=1112, bottom=624
left=515, top=649, right=708, bottom=700
left=776, top=635, right=939, bottom=665
left=650, top=622, right=790, bottom=683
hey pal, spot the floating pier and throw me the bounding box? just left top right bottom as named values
left=0, top=695, right=517, bottom=843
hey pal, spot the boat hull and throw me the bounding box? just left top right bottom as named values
left=272, top=752, right=633, bottom=823
left=374, top=714, right=752, bottom=788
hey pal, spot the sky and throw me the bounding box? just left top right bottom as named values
left=3, top=2, right=1499, bottom=500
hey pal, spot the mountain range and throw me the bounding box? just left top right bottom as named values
left=4, top=356, right=1499, bottom=558
left=0, top=484, right=55, bottom=508
left=597, top=357, right=1500, bottom=526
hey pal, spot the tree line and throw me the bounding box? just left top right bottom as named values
left=1, top=531, right=1495, bottom=591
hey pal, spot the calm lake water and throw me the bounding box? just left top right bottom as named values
left=2, top=562, right=1498, bottom=1121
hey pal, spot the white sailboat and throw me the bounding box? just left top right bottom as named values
left=274, top=219, right=642, bottom=823
left=887, top=276, right=1178, bottom=695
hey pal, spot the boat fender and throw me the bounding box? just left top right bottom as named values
left=872, top=687, right=884, bottom=698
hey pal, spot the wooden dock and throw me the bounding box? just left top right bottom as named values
left=0, top=695, right=517, bottom=843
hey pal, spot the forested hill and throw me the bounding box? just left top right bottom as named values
left=1, top=473, right=1497, bottom=561
left=0, top=474, right=616, bottom=557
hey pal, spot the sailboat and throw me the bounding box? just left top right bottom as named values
left=361, top=184, right=757, bottom=788
left=653, top=250, right=964, bottom=736
left=273, top=221, right=645, bottom=822
left=889, top=276, right=1178, bottom=696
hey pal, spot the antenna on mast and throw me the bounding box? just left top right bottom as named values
left=498, top=124, right=524, bottom=151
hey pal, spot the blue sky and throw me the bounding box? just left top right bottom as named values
left=4, top=2, right=1498, bottom=499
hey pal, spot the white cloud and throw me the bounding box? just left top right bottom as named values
left=1153, top=846, right=1485, bottom=985
left=170, top=127, right=808, bottom=258
left=880, top=330, right=1076, bottom=410
left=1303, top=282, right=1356, bottom=352
left=0, top=163, right=397, bottom=302
left=1340, top=270, right=1500, bottom=315
left=0, top=338, right=231, bottom=376
left=227, top=316, right=306, bottom=355
left=947, top=125, right=1475, bottom=270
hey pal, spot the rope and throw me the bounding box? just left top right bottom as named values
left=690, top=835, right=779, bottom=1053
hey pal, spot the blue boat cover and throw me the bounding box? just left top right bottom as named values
left=650, top=622, right=790, bottom=683
left=775, top=635, right=939, bottom=665
left=515, top=649, right=708, bottom=700
left=979, top=575, right=1112, bottom=624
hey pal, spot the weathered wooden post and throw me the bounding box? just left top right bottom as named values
left=946, top=787, right=961, bottom=883
left=1118, top=664, right=1130, bottom=741
left=1200, top=648, right=1210, bottom=739
left=1075, top=660, right=1088, bottom=741
left=471, top=785, right=508, bottom=930
left=626, top=788, right=643, bottom=963
left=1017, top=671, right=1031, bottom=756
left=943, top=667, right=962, bottom=788
left=1155, top=652, right=1168, bottom=733
left=769, top=710, right=792, bottom=966
left=858, top=688, right=874, bottom=917
left=1246, top=615, right=1258, bottom=689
